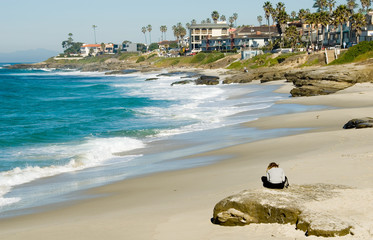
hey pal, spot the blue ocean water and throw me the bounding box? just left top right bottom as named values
left=0, top=63, right=323, bottom=215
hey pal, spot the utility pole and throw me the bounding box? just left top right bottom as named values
left=92, top=25, right=98, bottom=44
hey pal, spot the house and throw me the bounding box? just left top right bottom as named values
left=104, top=43, right=120, bottom=54
left=188, top=21, right=230, bottom=52
left=158, top=40, right=178, bottom=50
left=361, top=11, right=373, bottom=42
left=233, top=26, right=280, bottom=49
left=122, top=42, right=137, bottom=52
left=80, top=44, right=102, bottom=57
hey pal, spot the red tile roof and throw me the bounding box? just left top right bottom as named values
left=82, top=44, right=101, bottom=48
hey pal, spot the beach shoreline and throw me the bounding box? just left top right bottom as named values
left=1, top=70, right=373, bottom=239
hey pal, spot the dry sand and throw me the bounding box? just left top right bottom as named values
left=1, top=82, right=373, bottom=239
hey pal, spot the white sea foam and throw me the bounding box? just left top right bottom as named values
left=0, top=137, right=145, bottom=207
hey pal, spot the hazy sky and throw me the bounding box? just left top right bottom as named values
left=1, top=0, right=349, bottom=53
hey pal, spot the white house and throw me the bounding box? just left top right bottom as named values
left=80, top=44, right=102, bottom=57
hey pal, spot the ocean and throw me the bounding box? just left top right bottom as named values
left=0, top=63, right=322, bottom=217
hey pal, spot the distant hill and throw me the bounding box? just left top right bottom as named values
left=0, top=48, right=59, bottom=63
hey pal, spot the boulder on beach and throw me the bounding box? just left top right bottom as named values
left=343, top=117, right=373, bottom=129
left=212, top=184, right=354, bottom=237
left=195, top=75, right=219, bottom=85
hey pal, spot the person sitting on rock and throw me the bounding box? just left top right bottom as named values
left=261, top=162, right=289, bottom=189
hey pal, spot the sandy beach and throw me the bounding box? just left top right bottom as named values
left=1, top=80, right=373, bottom=239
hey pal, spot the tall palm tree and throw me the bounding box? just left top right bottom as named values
left=220, top=15, right=226, bottom=22
left=306, top=13, right=317, bottom=44
left=318, top=11, right=331, bottom=48
left=141, top=27, right=147, bottom=45
left=347, top=0, right=359, bottom=13
left=92, top=25, right=98, bottom=44
left=147, top=24, right=152, bottom=44
left=313, top=0, right=327, bottom=12
left=350, top=12, right=366, bottom=43
left=191, top=19, right=197, bottom=25
left=285, top=25, right=300, bottom=48
left=206, top=18, right=212, bottom=23
left=211, top=11, right=220, bottom=23
left=233, top=13, right=238, bottom=26
left=276, top=2, right=285, bottom=12
left=291, top=11, right=297, bottom=20
left=327, top=0, right=336, bottom=13
left=228, top=16, right=234, bottom=28
left=332, top=5, right=351, bottom=46
left=160, top=25, right=167, bottom=41
left=257, top=15, right=263, bottom=26
left=172, top=23, right=186, bottom=48
left=263, top=2, right=273, bottom=42
left=276, top=9, right=290, bottom=46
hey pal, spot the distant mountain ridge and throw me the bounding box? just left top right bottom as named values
left=0, top=48, right=59, bottom=63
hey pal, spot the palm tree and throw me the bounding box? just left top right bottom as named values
left=228, top=16, right=234, bottom=28
left=350, top=12, right=366, bottom=43
left=172, top=23, right=186, bottom=48
left=285, top=25, right=300, bottom=48
left=257, top=15, right=263, bottom=26
left=147, top=24, right=152, bottom=44
left=263, top=2, right=273, bottom=41
left=332, top=5, right=351, bottom=46
left=220, top=15, right=226, bottom=22
left=191, top=19, right=197, bottom=25
left=327, top=0, right=336, bottom=13
left=276, top=9, right=290, bottom=46
left=319, top=11, right=331, bottom=48
left=276, top=2, right=285, bottom=12
left=211, top=11, right=220, bottom=23
left=347, top=0, right=359, bottom=13
left=291, top=11, right=297, bottom=20
left=313, top=0, right=327, bottom=12
left=160, top=25, right=167, bottom=41
left=206, top=18, right=212, bottom=24
left=233, top=13, right=238, bottom=26
left=92, top=25, right=98, bottom=44
left=360, top=0, right=371, bottom=13
left=306, top=13, right=317, bottom=44
left=141, top=27, right=147, bottom=45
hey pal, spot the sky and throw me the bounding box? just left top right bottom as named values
left=1, top=0, right=349, bottom=53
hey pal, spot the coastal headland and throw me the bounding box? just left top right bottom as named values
left=2, top=50, right=373, bottom=239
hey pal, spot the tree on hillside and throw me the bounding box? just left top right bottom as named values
left=350, top=12, right=366, bottom=43
left=332, top=5, right=351, bottom=46
left=211, top=11, right=220, bottom=23
left=141, top=27, right=147, bottom=45
left=147, top=25, right=152, bottom=44
left=61, top=33, right=82, bottom=55
left=257, top=15, right=263, bottom=26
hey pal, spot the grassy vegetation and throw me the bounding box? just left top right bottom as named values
left=331, top=41, right=373, bottom=65
left=136, top=56, right=146, bottom=63
left=227, top=52, right=304, bottom=70
left=152, top=52, right=227, bottom=67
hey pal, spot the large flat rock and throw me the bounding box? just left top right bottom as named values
left=212, top=184, right=357, bottom=237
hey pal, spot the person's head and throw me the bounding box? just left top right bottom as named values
left=267, top=162, right=279, bottom=171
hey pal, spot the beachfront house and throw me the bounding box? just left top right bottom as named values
left=188, top=21, right=230, bottom=52
left=104, top=43, right=120, bottom=54
left=233, top=26, right=280, bottom=49
left=80, top=44, right=102, bottom=57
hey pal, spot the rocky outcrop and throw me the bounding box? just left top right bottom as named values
left=212, top=184, right=352, bottom=237
left=343, top=117, right=373, bottom=129
left=171, top=75, right=220, bottom=86
left=222, top=72, right=258, bottom=84
left=194, top=75, right=220, bottom=85
left=286, top=64, right=373, bottom=97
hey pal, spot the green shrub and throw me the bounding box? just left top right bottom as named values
left=332, top=41, right=373, bottom=64
left=170, top=59, right=180, bottom=66
left=227, top=61, right=243, bottom=69
left=147, top=53, right=157, bottom=59
left=136, top=56, right=146, bottom=63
